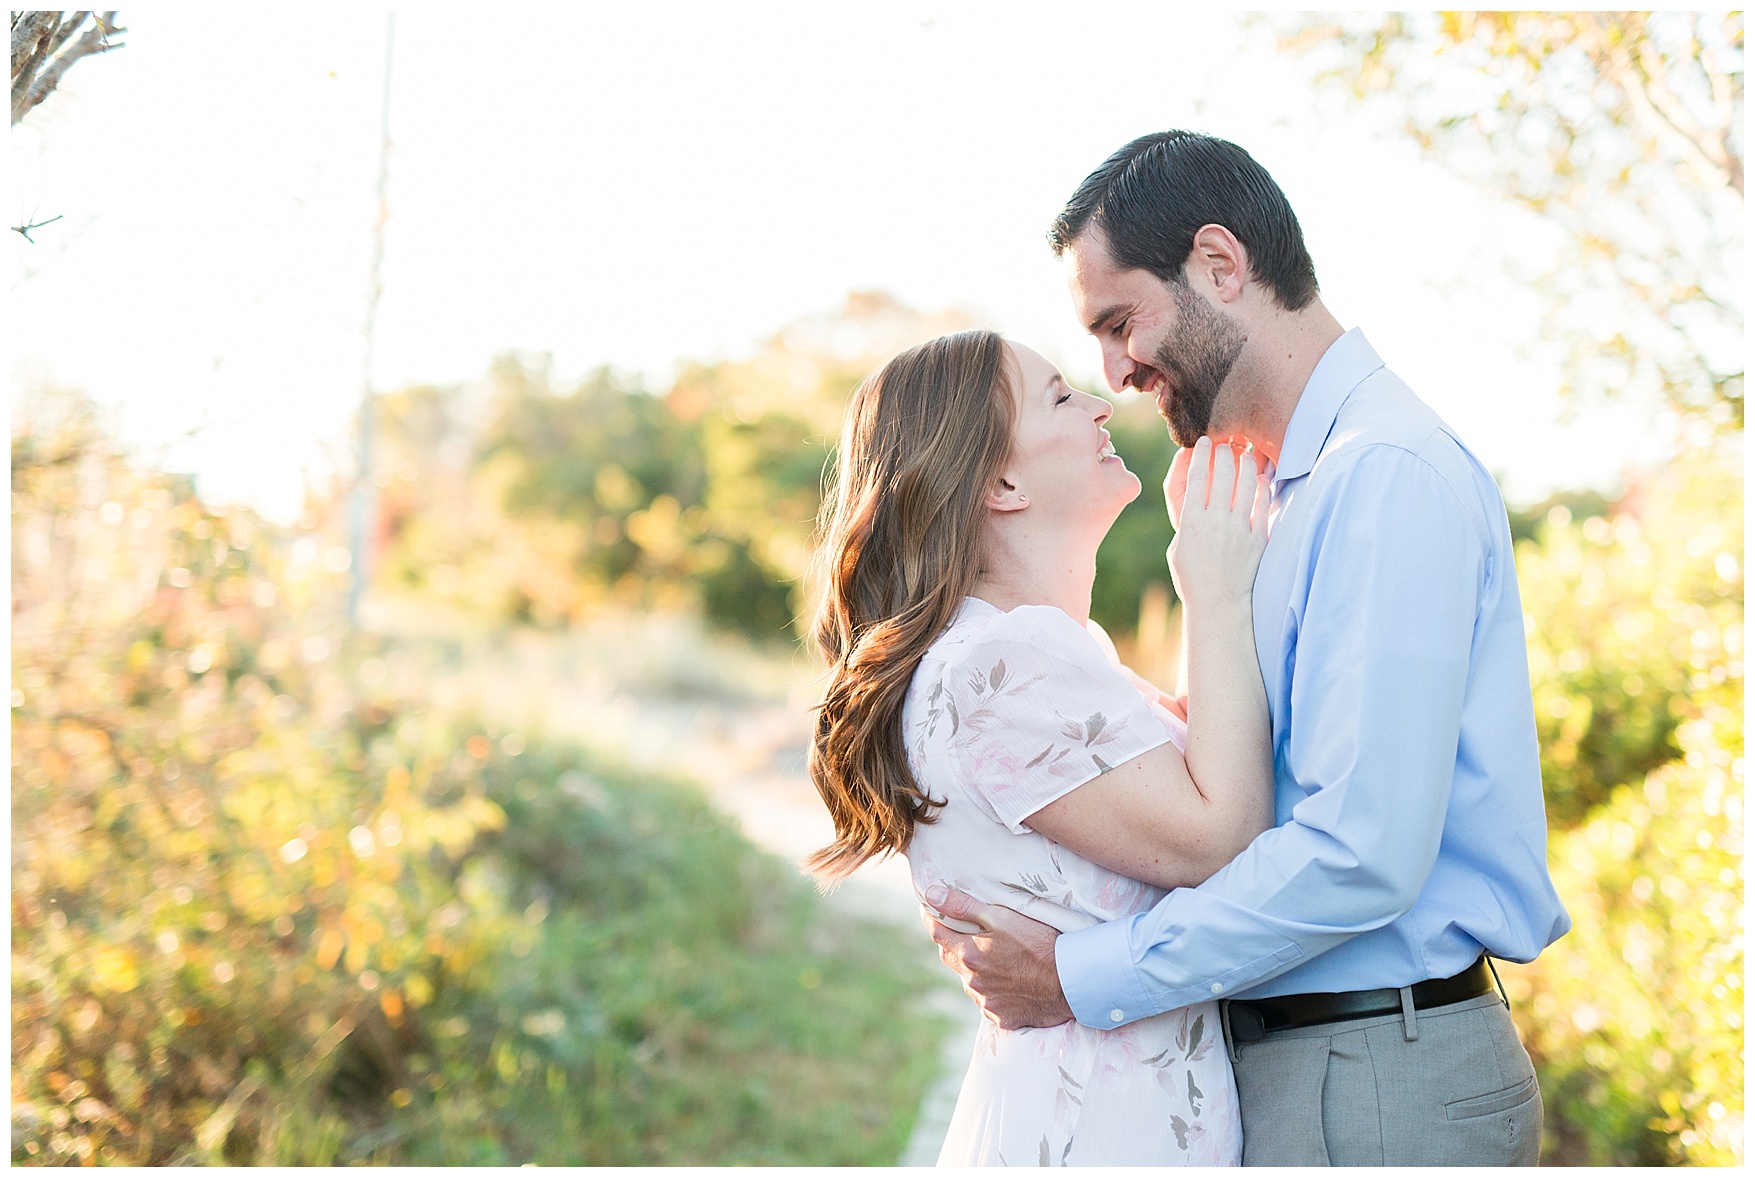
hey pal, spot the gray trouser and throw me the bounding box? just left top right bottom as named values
left=1225, top=991, right=1543, bottom=1166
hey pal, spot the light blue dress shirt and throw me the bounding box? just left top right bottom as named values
left=1057, top=329, right=1571, bottom=1027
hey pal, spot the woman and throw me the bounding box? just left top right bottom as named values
left=806, top=330, right=1272, bottom=1166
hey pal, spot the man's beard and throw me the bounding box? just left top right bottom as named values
left=1149, top=281, right=1248, bottom=447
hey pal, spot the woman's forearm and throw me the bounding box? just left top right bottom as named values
left=1181, top=596, right=1274, bottom=863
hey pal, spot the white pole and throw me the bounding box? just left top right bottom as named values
left=348, top=12, right=395, bottom=629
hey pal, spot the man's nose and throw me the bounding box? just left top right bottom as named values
left=1100, top=344, right=1133, bottom=395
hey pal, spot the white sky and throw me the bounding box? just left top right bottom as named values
left=10, top=4, right=1660, bottom=521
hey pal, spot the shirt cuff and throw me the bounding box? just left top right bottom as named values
left=1055, top=915, right=1158, bottom=1029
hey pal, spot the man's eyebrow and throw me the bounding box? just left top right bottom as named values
left=1085, top=304, right=1128, bottom=335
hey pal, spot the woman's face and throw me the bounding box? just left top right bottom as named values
left=998, top=341, right=1141, bottom=532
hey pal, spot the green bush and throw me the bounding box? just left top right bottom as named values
left=1502, top=445, right=1744, bottom=1164
left=10, top=406, right=945, bottom=1165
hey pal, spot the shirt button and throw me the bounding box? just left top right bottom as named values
left=1210, top=983, right=1224, bottom=994
left=1109, top=1009, right=1125, bottom=1023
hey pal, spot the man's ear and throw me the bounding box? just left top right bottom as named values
left=987, top=477, right=1029, bottom=513
left=1188, top=224, right=1248, bottom=304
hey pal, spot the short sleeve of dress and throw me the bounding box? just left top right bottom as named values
left=924, top=605, right=1181, bottom=834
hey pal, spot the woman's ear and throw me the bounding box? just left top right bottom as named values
left=987, top=477, right=1029, bottom=513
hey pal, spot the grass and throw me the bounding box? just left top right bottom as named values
left=374, top=738, right=951, bottom=1166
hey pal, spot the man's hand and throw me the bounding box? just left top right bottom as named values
left=921, top=885, right=1074, bottom=1030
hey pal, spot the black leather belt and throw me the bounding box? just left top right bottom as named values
left=1226, top=957, right=1495, bottom=1043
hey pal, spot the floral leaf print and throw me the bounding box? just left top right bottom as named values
left=1185, top=1012, right=1205, bottom=1060
left=1059, top=718, right=1086, bottom=742
left=1052, top=1064, right=1084, bottom=1126
left=1187, top=1037, right=1216, bottom=1063
left=1083, top=712, right=1108, bottom=745
left=1092, top=754, right=1115, bottom=774
left=1039, top=1135, right=1051, bottom=1166
left=994, top=670, right=1048, bottom=698
left=920, top=679, right=946, bottom=738
left=1061, top=1138, right=1074, bottom=1166
left=1175, top=1010, right=1189, bottom=1053
left=1024, top=744, right=1058, bottom=769
left=968, top=667, right=988, bottom=695
left=1187, top=1069, right=1204, bottom=1115
left=947, top=699, right=960, bottom=736
left=1170, top=1114, right=1191, bottom=1151
left=1141, top=1048, right=1170, bottom=1067
left=990, top=658, right=1008, bottom=690
left=1018, top=873, right=1054, bottom=898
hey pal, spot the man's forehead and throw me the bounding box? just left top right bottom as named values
left=1068, top=230, right=1160, bottom=297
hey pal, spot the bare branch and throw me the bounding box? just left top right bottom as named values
left=41, top=12, right=94, bottom=63
left=1599, top=22, right=1744, bottom=195
left=11, top=11, right=125, bottom=127
left=11, top=213, right=64, bottom=243
left=10, top=11, right=62, bottom=82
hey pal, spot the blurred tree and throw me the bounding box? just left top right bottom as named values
left=480, top=358, right=706, bottom=593
left=1282, top=12, right=1744, bottom=433
left=381, top=292, right=982, bottom=642
left=11, top=11, right=125, bottom=126
left=674, top=290, right=980, bottom=640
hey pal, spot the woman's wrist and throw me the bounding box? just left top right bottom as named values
left=1179, top=595, right=1255, bottom=626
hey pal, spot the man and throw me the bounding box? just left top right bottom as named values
left=924, top=131, right=1571, bottom=1165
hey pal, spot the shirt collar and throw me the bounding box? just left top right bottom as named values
left=1271, top=328, right=1384, bottom=484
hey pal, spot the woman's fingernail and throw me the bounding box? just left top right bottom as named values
left=924, top=884, right=948, bottom=906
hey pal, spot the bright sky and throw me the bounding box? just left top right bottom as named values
left=10, top=4, right=1658, bottom=521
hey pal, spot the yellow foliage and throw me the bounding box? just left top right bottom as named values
left=1501, top=445, right=1744, bottom=1164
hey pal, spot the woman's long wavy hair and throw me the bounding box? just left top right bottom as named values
left=805, top=330, right=1016, bottom=884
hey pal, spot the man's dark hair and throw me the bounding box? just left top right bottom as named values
left=1048, top=130, right=1319, bottom=311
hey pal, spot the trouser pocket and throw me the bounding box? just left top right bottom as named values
left=1440, top=1073, right=1543, bottom=1165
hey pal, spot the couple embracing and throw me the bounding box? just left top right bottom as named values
left=804, top=131, right=1571, bottom=1166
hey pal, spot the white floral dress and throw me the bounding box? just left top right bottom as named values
left=904, top=598, right=1242, bottom=1167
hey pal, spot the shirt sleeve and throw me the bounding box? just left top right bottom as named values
left=1057, top=444, right=1485, bottom=1026
left=935, top=606, right=1179, bottom=834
